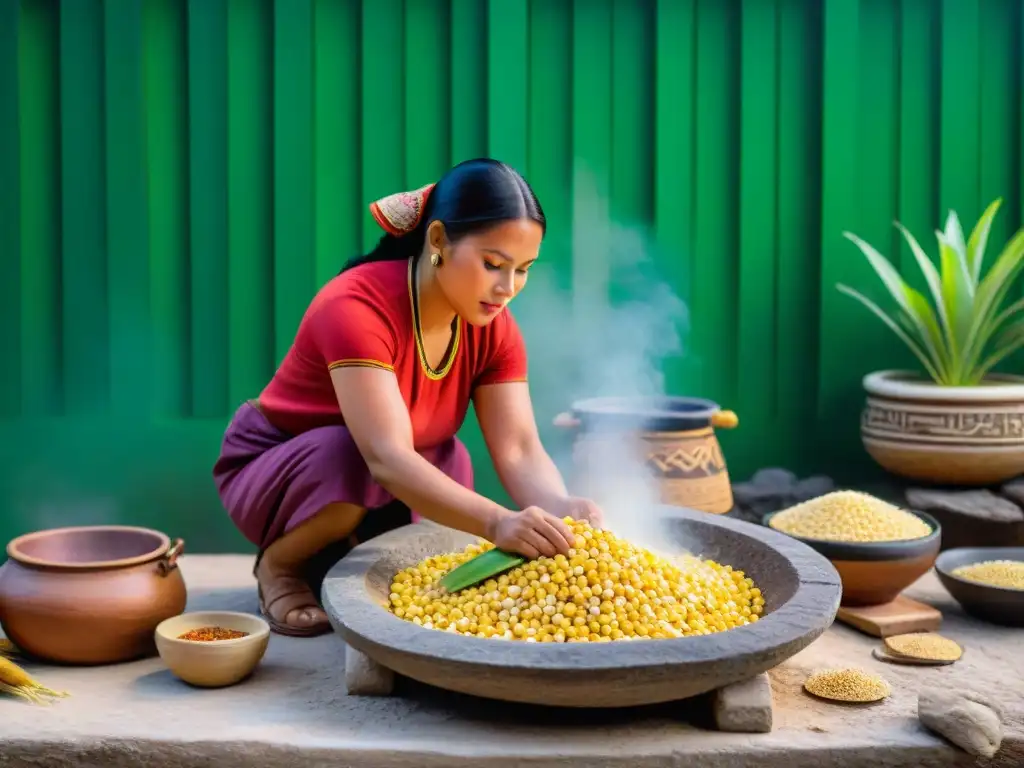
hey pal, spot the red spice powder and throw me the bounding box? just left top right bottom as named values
left=177, top=626, right=249, bottom=642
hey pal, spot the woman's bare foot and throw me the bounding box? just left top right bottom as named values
left=255, top=554, right=330, bottom=636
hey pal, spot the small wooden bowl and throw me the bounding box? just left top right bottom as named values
left=762, top=510, right=941, bottom=607
left=935, top=547, right=1024, bottom=627
left=155, top=611, right=270, bottom=688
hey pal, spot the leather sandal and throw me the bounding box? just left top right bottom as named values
left=257, top=577, right=332, bottom=637
left=253, top=553, right=331, bottom=637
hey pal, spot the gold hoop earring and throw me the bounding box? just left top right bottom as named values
left=430, top=252, right=442, bottom=267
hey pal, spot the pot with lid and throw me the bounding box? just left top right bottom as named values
left=554, top=395, right=739, bottom=514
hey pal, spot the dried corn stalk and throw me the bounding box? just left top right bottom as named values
left=0, top=656, right=69, bottom=705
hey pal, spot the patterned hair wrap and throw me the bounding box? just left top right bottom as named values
left=368, top=183, right=435, bottom=236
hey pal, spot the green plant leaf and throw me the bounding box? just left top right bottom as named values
left=896, top=221, right=952, bottom=352
left=936, top=230, right=975, bottom=373
left=988, top=296, right=1024, bottom=337
left=905, top=290, right=949, bottom=375
left=841, top=200, right=1024, bottom=386
left=943, top=210, right=969, bottom=280
left=836, top=284, right=944, bottom=383
left=960, top=227, right=1024, bottom=380
left=975, top=229, right=1024, bottom=325
left=842, top=232, right=947, bottom=377
left=974, top=319, right=1024, bottom=381
left=896, top=311, right=917, bottom=336
left=966, top=198, right=1002, bottom=285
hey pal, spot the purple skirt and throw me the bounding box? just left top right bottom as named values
left=212, top=401, right=474, bottom=551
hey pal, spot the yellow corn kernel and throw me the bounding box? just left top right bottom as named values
left=387, top=519, right=764, bottom=643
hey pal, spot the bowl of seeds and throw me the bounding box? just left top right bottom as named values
left=154, top=611, right=270, bottom=688
left=764, top=490, right=941, bottom=607
left=934, top=547, right=1024, bottom=627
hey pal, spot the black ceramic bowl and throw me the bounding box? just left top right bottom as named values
left=762, top=509, right=942, bottom=607
left=934, top=547, right=1024, bottom=627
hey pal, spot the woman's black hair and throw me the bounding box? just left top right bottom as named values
left=340, top=157, right=545, bottom=274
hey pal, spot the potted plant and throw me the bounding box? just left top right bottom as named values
left=838, top=197, right=1024, bottom=485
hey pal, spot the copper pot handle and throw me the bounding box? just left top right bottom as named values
left=158, top=538, right=185, bottom=576
left=553, top=412, right=580, bottom=429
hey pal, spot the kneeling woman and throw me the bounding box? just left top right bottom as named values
left=213, top=158, right=604, bottom=637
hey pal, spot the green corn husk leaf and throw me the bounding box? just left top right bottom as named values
left=959, top=228, right=1024, bottom=381
left=439, top=548, right=526, bottom=593
left=841, top=232, right=948, bottom=379
left=836, top=284, right=944, bottom=383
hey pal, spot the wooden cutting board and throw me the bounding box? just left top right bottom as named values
left=835, top=594, right=943, bottom=638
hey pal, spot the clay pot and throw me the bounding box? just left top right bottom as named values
left=554, top=396, right=739, bottom=514
left=763, top=509, right=942, bottom=607
left=861, top=370, right=1024, bottom=485
left=0, top=525, right=187, bottom=665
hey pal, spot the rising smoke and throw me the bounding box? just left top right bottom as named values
left=511, top=169, right=691, bottom=551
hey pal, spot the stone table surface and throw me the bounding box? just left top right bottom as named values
left=1, top=555, right=1020, bottom=768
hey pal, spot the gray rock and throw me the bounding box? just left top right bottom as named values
left=749, top=467, right=798, bottom=491
left=1001, top=476, right=1024, bottom=507
left=905, top=488, right=1024, bottom=523
left=918, top=686, right=1004, bottom=758
left=712, top=672, right=773, bottom=733
left=731, top=485, right=783, bottom=505
left=730, top=468, right=835, bottom=526
left=793, top=475, right=836, bottom=502
left=344, top=646, right=395, bottom=696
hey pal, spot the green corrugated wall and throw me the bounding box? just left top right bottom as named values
left=1, top=0, right=1022, bottom=552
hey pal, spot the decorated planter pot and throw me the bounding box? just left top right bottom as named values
left=554, top=396, right=739, bottom=514
left=860, top=370, right=1024, bottom=485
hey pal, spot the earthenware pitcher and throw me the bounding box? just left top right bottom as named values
left=553, top=396, right=739, bottom=514
left=0, top=525, right=187, bottom=665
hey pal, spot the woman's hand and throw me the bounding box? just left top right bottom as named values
left=491, top=507, right=575, bottom=559
left=556, top=496, right=605, bottom=529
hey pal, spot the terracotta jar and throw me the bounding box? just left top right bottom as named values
left=0, top=525, right=187, bottom=665
left=554, top=396, right=739, bottom=514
